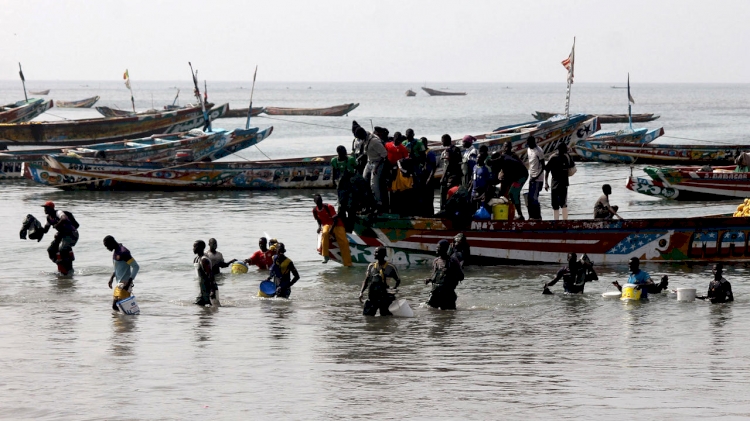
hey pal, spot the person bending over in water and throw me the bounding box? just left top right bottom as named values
left=268, top=243, right=300, bottom=298
left=41, top=201, right=79, bottom=275
left=359, top=246, right=401, bottom=316
left=544, top=253, right=598, bottom=294
left=698, top=263, right=734, bottom=304
left=205, top=238, right=236, bottom=276
left=193, top=240, right=218, bottom=306
left=424, top=240, right=465, bottom=310
left=104, top=235, right=140, bottom=311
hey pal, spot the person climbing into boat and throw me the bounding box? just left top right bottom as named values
left=312, top=194, right=352, bottom=266
left=439, top=134, right=463, bottom=212
left=698, top=264, right=734, bottom=304
left=193, top=240, right=218, bottom=306
left=268, top=243, right=300, bottom=298
left=353, top=120, right=388, bottom=213
left=103, top=235, right=140, bottom=312
left=359, top=246, right=401, bottom=316
left=449, top=233, right=471, bottom=267
left=489, top=141, right=528, bottom=220
left=331, top=145, right=359, bottom=227
left=424, top=239, right=465, bottom=310
left=205, top=238, right=236, bottom=276
left=244, top=237, right=275, bottom=270
left=41, top=201, right=79, bottom=275
left=461, top=135, right=478, bottom=189
left=526, top=136, right=545, bottom=220
left=544, top=142, right=575, bottom=220
left=594, top=184, right=623, bottom=220
left=543, top=253, right=598, bottom=294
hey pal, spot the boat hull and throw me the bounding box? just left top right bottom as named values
left=572, top=127, right=664, bottom=160
left=576, top=140, right=739, bottom=165
left=532, top=111, right=659, bottom=124
left=263, top=103, right=359, bottom=116
left=627, top=166, right=750, bottom=200
left=221, top=106, right=266, bottom=118
left=55, top=96, right=100, bottom=108
left=421, top=87, right=466, bottom=96
left=0, top=99, right=53, bottom=123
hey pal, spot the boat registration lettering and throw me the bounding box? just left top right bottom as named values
left=708, top=173, right=747, bottom=180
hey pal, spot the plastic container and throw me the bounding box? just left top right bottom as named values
left=620, top=284, right=642, bottom=301
left=602, top=291, right=622, bottom=299
left=117, top=295, right=140, bottom=315
left=259, top=280, right=277, bottom=297
left=231, top=262, right=249, bottom=274
left=388, top=299, right=414, bottom=317
left=676, top=288, right=696, bottom=302
left=492, top=204, right=510, bottom=221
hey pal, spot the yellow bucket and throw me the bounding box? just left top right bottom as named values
left=492, top=204, right=510, bottom=221
left=620, top=284, right=642, bottom=301
left=231, top=262, right=249, bottom=274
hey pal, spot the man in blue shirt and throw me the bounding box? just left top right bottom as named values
left=618, top=257, right=654, bottom=299
left=103, top=235, right=140, bottom=311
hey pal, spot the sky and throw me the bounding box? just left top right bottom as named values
left=1, top=0, right=748, bottom=83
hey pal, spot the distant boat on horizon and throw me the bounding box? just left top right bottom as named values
left=29, top=89, right=50, bottom=95
left=405, top=89, right=416, bottom=97
left=611, top=86, right=628, bottom=89
left=421, top=87, right=466, bottom=96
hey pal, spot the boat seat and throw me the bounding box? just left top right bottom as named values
left=125, top=142, right=147, bottom=148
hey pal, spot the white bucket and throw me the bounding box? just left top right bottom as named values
left=676, top=288, right=696, bottom=302
left=117, top=295, right=140, bottom=315
left=601, top=291, right=622, bottom=299
left=388, top=299, right=414, bottom=317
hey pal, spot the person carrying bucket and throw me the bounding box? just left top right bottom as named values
left=359, top=246, right=401, bottom=316
left=424, top=240, right=464, bottom=310
left=245, top=237, right=274, bottom=270
left=205, top=238, right=237, bottom=275
left=268, top=243, right=300, bottom=299
left=103, top=235, right=140, bottom=312
left=41, top=201, right=79, bottom=275
left=698, top=264, right=734, bottom=304
left=612, top=257, right=655, bottom=300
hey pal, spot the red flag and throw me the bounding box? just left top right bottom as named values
left=561, top=40, right=575, bottom=84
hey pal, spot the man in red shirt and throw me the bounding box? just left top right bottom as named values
left=313, top=194, right=352, bottom=266
left=244, top=237, right=275, bottom=270
left=385, top=134, right=409, bottom=165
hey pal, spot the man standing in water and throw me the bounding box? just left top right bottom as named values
left=698, top=264, right=734, bottom=304
left=41, top=201, right=79, bottom=275
left=103, top=235, right=140, bottom=311
left=245, top=237, right=274, bottom=270
left=359, top=246, right=401, bottom=316
left=205, top=238, right=236, bottom=276
left=424, top=239, right=464, bottom=310
left=313, top=194, right=352, bottom=266
left=543, top=253, right=598, bottom=294
left=268, top=243, right=300, bottom=298
left=193, top=240, right=218, bottom=307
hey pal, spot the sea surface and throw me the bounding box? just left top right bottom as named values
left=1, top=81, right=750, bottom=420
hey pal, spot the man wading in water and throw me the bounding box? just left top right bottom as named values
left=424, top=240, right=464, bottom=310
left=41, top=201, right=79, bottom=275
left=193, top=240, right=219, bottom=306
left=103, top=235, right=140, bottom=311
left=205, top=238, right=236, bottom=275
left=359, top=246, right=401, bottom=316
left=268, top=243, right=300, bottom=298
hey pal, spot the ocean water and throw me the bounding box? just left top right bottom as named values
left=1, top=81, right=750, bottom=420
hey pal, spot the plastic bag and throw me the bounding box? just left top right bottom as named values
left=473, top=206, right=491, bottom=220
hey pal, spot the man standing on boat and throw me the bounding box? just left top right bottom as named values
left=698, top=264, right=734, bottom=304
left=41, top=201, right=79, bottom=275
left=594, top=184, right=623, bottom=220
left=422, top=137, right=439, bottom=216
left=439, top=134, right=463, bottom=212
left=205, top=238, right=236, bottom=276
left=244, top=237, right=274, bottom=270
left=489, top=142, right=528, bottom=220
left=526, top=136, right=545, bottom=220
left=353, top=121, right=387, bottom=213
left=544, top=143, right=575, bottom=220
left=193, top=240, right=218, bottom=306
left=331, top=145, right=359, bottom=227
left=313, top=194, right=352, bottom=266
left=359, top=246, right=401, bottom=316
left=461, top=135, right=478, bottom=189
left=424, top=240, right=464, bottom=310
left=103, top=235, right=140, bottom=312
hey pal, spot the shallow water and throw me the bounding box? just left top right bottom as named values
left=1, top=82, right=750, bottom=419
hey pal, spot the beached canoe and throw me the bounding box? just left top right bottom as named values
left=55, top=96, right=100, bottom=108
left=421, top=87, right=466, bottom=96
left=29, top=89, right=50, bottom=95
left=263, top=103, right=359, bottom=116
left=627, top=165, right=750, bottom=200
left=532, top=111, right=659, bottom=124
left=321, top=214, right=750, bottom=266
left=0, top=104, right=228, bottom=146
left=576, top=141, right=742, bottom=165
left=0, top=99, right=54, bottom=123
left=220, top=106, right=266, bottom=118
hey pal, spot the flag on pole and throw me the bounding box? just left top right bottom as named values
left=123, top=69, right=131, bottom=89
left=561, top=40, right=575, bottom=84
left=627, top=73, right=635, bottom=104
left=19, top=64, right=25, bottom=82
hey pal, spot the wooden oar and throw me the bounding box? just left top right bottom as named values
left=245, top=65, right=258, bottom=130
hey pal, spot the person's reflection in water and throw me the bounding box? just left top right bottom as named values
left=109, top=313, right=137, bottom=358
left=51, top=276, right=76, bottom=292
left=194, top=310, right=215, bottom=346
left=261, top=303, right=293, bottom=341
left=708, top=304, right=733, bottom=356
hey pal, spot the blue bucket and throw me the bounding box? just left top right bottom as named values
left=259, top=280, right=277, bottom=297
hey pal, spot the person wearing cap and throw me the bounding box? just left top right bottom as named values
left=205, top=238, right=236, bottom=276
left=526, top=135, right=545, bottom=220
left=245, top=237, right=274, bottom=270
left=353, top=120, right=388, bottom=213
left=424, top=239, right=464, bottom=310
left=460, top=135, right=478, bottom=189
left=698, top=264, right=734, bottom=304
left=543, top=253, right=597, bottom=294
left=193, top=240, right=218, bottom=306
left=359, top=246, right=401, bottom=316
left=268, top=243, right=300, bottom=298
left=103, top=235, right=140, bottom=311
left=313, top=194, right=352, bottom=266
left=439, top=134, right=463, bottom=212
left=41, top=201, right=79, bottom=275
left=544, top=142, right=576, bottom=220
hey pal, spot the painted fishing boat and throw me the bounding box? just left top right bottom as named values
left=321, top=214, right=750, bottom=266
left=220, top=106, right=266, bottom=118
left=0, top=99, right=54, bottom=123
left=55, top=96, right=100, bottom=108
left=405, top=89, right=417, bottom=97
left=0, top=104, right=228, bottom=146
left=0, top=129, right=235, bottom=179
left=95, top=103, right=216, bottom=118
left=577, top=141, right=742, bottom=165
left=263, top=103, right=359, bottom=116
left=627, top=165, right=750, bottom=200
left=422, top=87, right=466, bottom=96
left=29, top=89, right=50, bottom=95
left=532, top=111, right=659, bottom=124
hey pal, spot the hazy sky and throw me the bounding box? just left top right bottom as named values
left=2, top=0, right=748, bottom=83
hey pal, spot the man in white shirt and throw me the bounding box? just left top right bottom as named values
left=526, top=136, right=545, bottom=220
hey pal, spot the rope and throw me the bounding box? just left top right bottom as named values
left=254, top=145, right=273, bottom=160
left=42, top=112, right=71, bottom=121
left=661, top=135, right=749, bottom=146
left=255, top=115, right=351, bottom=131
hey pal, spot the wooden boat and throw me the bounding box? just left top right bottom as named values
left=0, top=99, right=53, bottom=124
left=421, top=87, right=466, bottom=96
left=29, top=89, right=50, bottom=95
left=627, top=165, right=750, bottom=200
left=576, top=141, right=742, bottom=165
left=405, top=89, right=416, bottom=97
left=0, top=104, right=228, bottom=146
left=55, top=96, right=100, bottom=108
left=220, top=106, right=266, bottom=118
left=532, top=111, right=659, bottom=124
left=95, top=103, right=216, bottom=118
left=321, top=214, right=750, bottom=266
left=263, top=103, right=359, bottom=116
